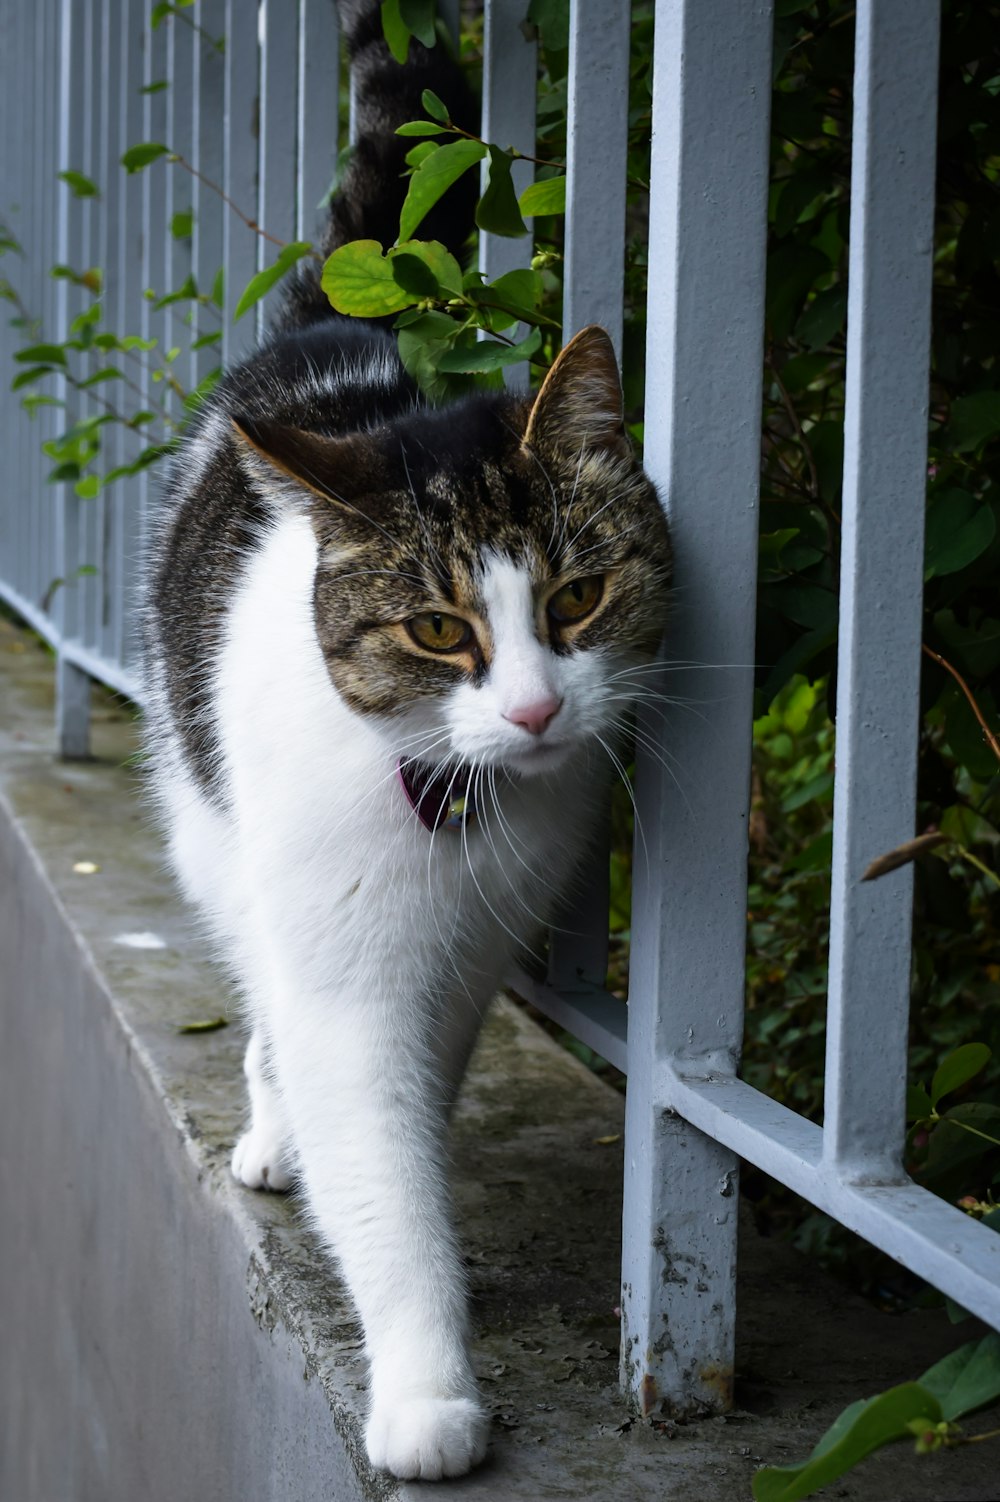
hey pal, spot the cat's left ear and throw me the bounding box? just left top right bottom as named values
left=522, top=325, right=629, bottom=461
left=230, top=415, right=383, bottom=526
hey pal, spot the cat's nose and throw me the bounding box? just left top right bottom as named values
left=504, top=696, right=563, bottom=736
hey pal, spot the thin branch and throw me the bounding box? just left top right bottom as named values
left=923, top=643, right=1000, bottom=767
left=168, top=153, right=291, bottom=252
left=769, top=356, right=821, bottom=501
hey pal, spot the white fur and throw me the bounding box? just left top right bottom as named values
left=149, top=514, right=637, bottom=1479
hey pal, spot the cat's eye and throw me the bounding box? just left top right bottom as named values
left=407, top=611, right=474, bottom=654
left=547, top=576, right=604, bottom=625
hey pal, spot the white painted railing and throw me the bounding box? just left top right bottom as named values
left=1, top=0, right=998, bottom=1425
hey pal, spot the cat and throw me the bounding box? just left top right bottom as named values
left=143, top=0, right=672, bottom=1481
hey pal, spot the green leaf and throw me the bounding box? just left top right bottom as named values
left=920, top=1334, right=1000, bottom=1421
left=405, top=140, right=440, bottom=170
left=421, top=89, right=448, bottom=122
left=932, top=609, right=1000, bottom=680
left=74, top=475, right=101, bottom=499
left=795, top=287, right=847, bottom=351
left=488, top=268, right=542, bottom=307
left=395, top=120, right=451, bottom=137
left=322, top=240, right=418, bottom=317
left=210, top=266, right=225, bottom=309
left=944, top=392, right=1000, bottom=454
left=380, top=0, right=410, bottom=63
left=906, top=1082, right=933, bottom=1121
left=177, top=1016, right=229, bottom=1034
left=121, top=142, right=171, bottom=173
left=476, top=147, right=528, bottom=238
left=12, top=367, right=57, bottom=390
left=16, top=343, right=68, bottom=366
left=780, top=770, right=833, bottom=813
left=766, top=244, right=828, bottom=341
left=47, top=462, right=82, bottom=483
left=391, top=253, right=442, bottom=298
left=394, top=241, right=463, bottom=296
left=930, top=1043, right=992, bottom=1109
left=152, top=274, right=200, bottom=309
left=925, top=489, right=996, bottom=578
left=59, top=170, right=99, bottom=198
left=527, top=0, right=570, bottom=52
left=170, top=209, right=194, bottom=239
left=233, top=242, right=313, bottom=321
left=139, top=79, right=169, bottom=95
left=940, top=684, right=1000, bottom=782
left=752, top=1384, right=942, bottom=1502
left=436, top=326, right=542, bottom=373
left=70, top=303, right=102, bottom=333
left=787, top=828, right=833, bottom=873
left=76, top=367, right=123, bottom=388
left=398, top=0, right=437, bottom=48
left=322, top=238, right=462, bottom=317
left=399, top=139, right=486, bottom=241
left=519, top=175, right=566, bottom=216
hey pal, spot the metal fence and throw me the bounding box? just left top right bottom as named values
left=2, top=0, right=999, bottom=1423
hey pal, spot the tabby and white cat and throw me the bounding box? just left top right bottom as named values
left=144, top=0, right=671, bottom=1481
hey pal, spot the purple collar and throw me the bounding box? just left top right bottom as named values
left=397, top=758, right=477, bottom=832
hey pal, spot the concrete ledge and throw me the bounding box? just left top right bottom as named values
left=1, top=613, right=998, bottom=1501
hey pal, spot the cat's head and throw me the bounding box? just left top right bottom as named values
left=232, top=326, right=671, bottom=778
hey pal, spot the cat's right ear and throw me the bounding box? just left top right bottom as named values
left=230, top=415, right=384, bottom=532
left=522, top=325, right=629, bottom=462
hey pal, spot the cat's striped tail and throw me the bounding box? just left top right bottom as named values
left=279, top=0, right=479, bottom=331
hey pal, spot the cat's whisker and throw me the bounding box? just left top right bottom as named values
left=625, top=729, right=696, bottom=821
left=458, top=759, right=545, bottom=962
left=474, top=768, right=562, bottom=941
left=594, top=732, right=650, bottom=879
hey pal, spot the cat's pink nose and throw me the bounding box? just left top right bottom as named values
left=504, top=696, right=563, bottom=736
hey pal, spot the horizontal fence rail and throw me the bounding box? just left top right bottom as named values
left=1, top=0, right=998, bottom=1433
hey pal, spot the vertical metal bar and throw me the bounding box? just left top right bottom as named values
left=168, top=1, right=195, bottom=395
left=563, top=0, right=632, bottom=356
left=479, top=0, right=537, bottom=392
left=142, top=8, right=171, bottom=545
left=192, top=0, right=226, bottom=387
left=546, top=0, right=634, bottom=999
left=57, top=654, right=93, bottom=760
left=119, top=0, right=147, bottom=676
left=296, top=0, right=339, bottom=245
left=52, top=0, right=96, bottom=757
left=99, top=0, right=122, bottom=666
left=621, top=0, right=772, bottom=1417
left=54, top=0, right=83, bottom=652
left=222, top=0, right=260, bottom=364
left=28, top=2, right=42, bottom=612
left=822, top=0, right=940, bottom=1183
left=34, top=0, right=51, bottom=618
left=79, top=0, right=101, bottom=659
left=257, top=0, right=298, bottom=340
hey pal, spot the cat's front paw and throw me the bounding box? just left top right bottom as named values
left=231, top=1128, right=294, bottom=1192
left=365, top=1395, right=489, bottom=1480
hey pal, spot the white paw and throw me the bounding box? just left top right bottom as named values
left=365, top=1395, right=489, bottom=1480
left=231, top=1127, right=294, bottom=1191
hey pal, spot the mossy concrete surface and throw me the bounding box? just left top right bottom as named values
left=0, top=613, right=997, bottom=1502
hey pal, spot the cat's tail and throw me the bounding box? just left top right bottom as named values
left=278, top=0, right=479, bottom=332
